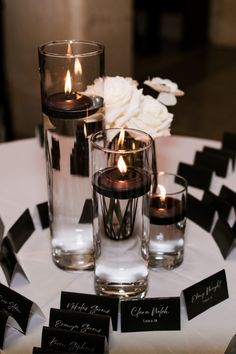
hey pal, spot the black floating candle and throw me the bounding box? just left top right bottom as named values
left=150, top=195, right=185, bottom=225
left=93, top=167, right=150, bottom=199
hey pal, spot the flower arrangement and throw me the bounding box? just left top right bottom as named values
left=86, top=76, right=184, bottom=138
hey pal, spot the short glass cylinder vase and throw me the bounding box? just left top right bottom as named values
left=38, top=40, right=105, bottom=271
left=149, top=172, right=187, bottom=270
left=91, top=128, right=154, bottom=298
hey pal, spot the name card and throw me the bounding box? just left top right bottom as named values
left=7, top=209, right=35, bottom=253
left=60, top=292, right=119, bottom=331
left=33, top=348, right=64, bottom=353
left=177, top=162, right=213, bottom=190
left=41, top=326, right=106, bottom=354
left=194, top=150, right=231, bottom=177
left=49, top=308, right=110, bottom=340
left=186, top=194, right=215, bottom=232
left=36, top=202, right=49, bottom=229
left=0, top=311, right=21, bottom=349
left=120, top=297, right=180, bottom=332
left=0, top=237, right=29, bottom=285
left=212, top=218, right=236, bottom=259
left=203, top=146, right=235, bottom=171
left=183, top=269, right=229, bottom=320
left=225, top=335, right=236, bottom=354
left=0, top=283, right=44, bottom=334
left=219, top=185, right=236, bottom=211
left=202, top=190, right=232, bottom=219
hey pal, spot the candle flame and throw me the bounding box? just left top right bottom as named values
left=65, top=69, right=72, bottom=96
left=67, top=42, right=72, bottom=56
left=118, top=128, right=125, bottom=148
left=74, top=57, right=82, bottom=76
left=158, top=184, right=166, bottom=202
left=84, top=123, right=87, bottom=138
left=118, top=155, right=127, bottom=174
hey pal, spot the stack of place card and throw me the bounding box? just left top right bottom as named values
left=34, top=292, right=119, bottom=353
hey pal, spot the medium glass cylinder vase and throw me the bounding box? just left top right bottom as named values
left=38, top=40, right=105, bottom=270
left=91, top=128, right=154, bottom=298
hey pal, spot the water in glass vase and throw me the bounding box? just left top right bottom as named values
left=43, top=96, right=104, bottom=270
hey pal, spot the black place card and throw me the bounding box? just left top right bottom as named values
left=79, top=199, right=93, bottom=224
left=186, top=194, right=215, bottom=232
left=183, top=269, right=229, bottom=320
left=194, top=150, right=230, bottom=177
left=222, top=132, right=236, bottom=153
left=36, top=202, right=49, bottom=229
left=35, top=123, right=44, bottom=147
left=41, top=326, right=106, bottom=354
left=49, top=308, right=110, bottom=340
left=0, top=310, right=21, bottom=349
left=60, top=292, right=119, bottom=331
left=203, top=146, right=235, bottom=171
left=33, top=348, right=61, bottom=353
left=202, top=190, right=232, bottom=219
left=0, top=217, right=4, bottom=242
left=177, top=162, right=213, bottom=190
left=7, top=209, right=35, bottom=253
left=212, top=218, right=236, bottom=259
left=0, top=283, right=44, bottom=333
left=225, top=334, right=236, bottom=354
left=120, top=297, right=180, bottom=332
left=0, top=237, right=29, bottom=285
left=219, top=185, right=236, bottom=210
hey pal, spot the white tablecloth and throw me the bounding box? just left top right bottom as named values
left=0, top=135, right=235, bottom=354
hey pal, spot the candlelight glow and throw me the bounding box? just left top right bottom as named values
left=158, top=184, right=166, bottom=202
left=74, top=57, right=82, bottom=77
left=118, top=155, right=127, bottom=174
left=65, top=69, right=72, bottom=96
left=67, top=42, right=72, bottom=56
left=118, top=129, right=125, bottom=148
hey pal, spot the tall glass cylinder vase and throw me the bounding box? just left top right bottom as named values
left=38, top=40, right=105, bottom=270
left=91, top=128, right=154, bottom=298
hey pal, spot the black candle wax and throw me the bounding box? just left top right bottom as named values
left=42, top=92, right=94, bottom=118
left=150, top=196, right=185, bottom=225
left=93, top=167, right=150, bottom=199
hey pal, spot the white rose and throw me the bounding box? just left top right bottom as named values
left=127, top=95, right=173, bottom=138
left=103, top=76, right=142, bottom=128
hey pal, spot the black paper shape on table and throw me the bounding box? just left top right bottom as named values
left=186, top=194, right=215, bottom=232
left=183, top=269, right=229, bottom=320
left=7, top=208, right=35, bottom=253
left=33, top=348, right=62, bottom=353
left=225, top=334, right=236, bottom=354
left=212, top=218, right=236, bottom=259
left=60, top=292, right=119, bottom=331
left=49, top=308, right=110, bottom=341
left=202, top=190, right=232, bottom=219
left=0, top=237, right=29, bottom=285
left=177, top=162, right=213, bottom=190
left=219, top=185, right=236, bottom=211
left=194, top=150, right=230, bottom=177
left=120, top=297, right=180, bottom=332
left=0, top=311, right=22, bottom=349
left=79, top=199, right=93, bottom=224
left=222, top=132, right=236, bottom=154
left=70, top=127, right=89, bottom=177
left=203, top=146, right=235, bottom=171
left=36, top=202, right=49, bottom=229
left=41, top=326, right=106, bottom=354
left=0, top=217, right=4, bottom=243
left=0, top=283, right=44, bottom=334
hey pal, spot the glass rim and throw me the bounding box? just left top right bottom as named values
left=38, top=39, right=105, bottom=58
left=91, top=128, right=154, bottom=154
left=152, top=171, right=188, bottom=195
